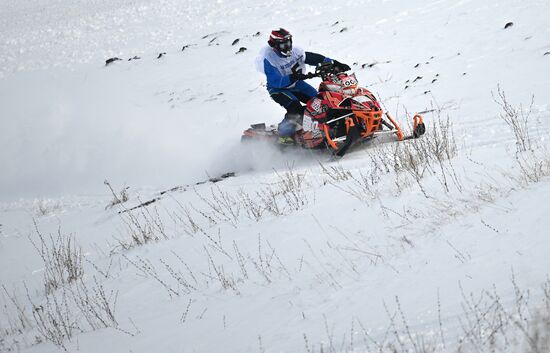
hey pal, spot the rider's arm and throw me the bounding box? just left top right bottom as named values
left=263, top=59, right=292, bottom=88
left=305, top=52, right=332, bottom=66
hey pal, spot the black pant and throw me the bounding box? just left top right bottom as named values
left=270, top=91, right=309, bottom=115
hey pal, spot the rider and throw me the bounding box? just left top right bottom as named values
left=256, top=28, right=351, bottom=144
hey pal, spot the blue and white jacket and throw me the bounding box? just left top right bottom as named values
left=256, top=45, right=331, bottom=92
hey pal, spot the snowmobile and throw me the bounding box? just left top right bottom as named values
left=242, top=62, right=426, bottom=157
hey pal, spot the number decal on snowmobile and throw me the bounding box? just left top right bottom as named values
left=343, top=78, right=357, bottom=86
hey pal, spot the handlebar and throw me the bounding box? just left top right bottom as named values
left=305, top=72, right=319, bottom=79
left=298, top=61, right=350, bottom=81
left=304, top=61, right=348, bottom=81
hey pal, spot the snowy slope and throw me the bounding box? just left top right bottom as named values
left=1, top=0, right=550, bottom=352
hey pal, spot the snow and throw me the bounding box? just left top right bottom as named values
left=1, top=0, right=550, bottom=352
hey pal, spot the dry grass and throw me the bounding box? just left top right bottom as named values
left=493, top=86, right=534, bottom=153
left=0, top=224, right=123, bottom=351
left=171, top=164, right=310, bottom=233
left=24, top=276, right=119, bottom=350
left=33, top=199, right=62, bottom=217
left=299, top=277, right=550, bottom=353
left=104, top=180, right=130, bottom=210
left=28, top=222, right=84, bottom=295
left=321, top=111, right=460, bottom=202
left=112, top=203, right=169, bottom=252
left=494, top=87, right=550, bottom=185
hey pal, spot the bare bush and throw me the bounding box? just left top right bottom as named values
left=455, top=278, right=550, bottom=353
left=514, top=151, right=550, bottom=184
left=107, top=166, right=309, bottom=255
left=253, top=185, right=284, bottom=217
left=301, top=278, right=550, bottom=353
left=393, top=114, right=461, bottom=194
left=123, top=254, right=180, bottom=298
left=320, top=114, right=460, bottom=202
left=493, top=86, right=533, bottom=153
left=120, top=231, right=297, bottom=298
left=105, top=180, right=170, bottom=252
left=29, top=223, right=84, bottom=294
left=69, top=277, right=118, bottom=330
left=190, top=165, right=309, bottom=228
left=3, top=225, right=121, bottom=351
left=33, top=199, right=62, bottom=217
left=493, top=89, right=550, bottom=185
left=238, top=189, right=266, bottom=221
left=25, top=277, right=119, bottom=350
left=26, top=285, right=77, bottom=348
left=16, top=224, right=120, bottom=350
left=1, top=285, right=35, bottom=351
left=165, top=194, right=205, bottom=236
left=318, top=162, right=353, bottom=183
left=204, top=247, right=240, bottom=293
left=112, top=203, right=168, bottom=252
left=194, top=184, right=241, bottom=227
left=104, top=180, right=130, bottom=209
left=274, top=166, right=309, bottom=211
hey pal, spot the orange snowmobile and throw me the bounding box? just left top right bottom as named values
left=242, top=62, right=425, bottom=156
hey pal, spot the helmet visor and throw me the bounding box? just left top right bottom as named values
left=277, top=37, right=292, bottom=56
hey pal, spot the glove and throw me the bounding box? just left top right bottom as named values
left=290, top=72, right=304, bottom=81
left=332, top=60, right=351, bottom=72
left=290, top=71, right=312, bottom=82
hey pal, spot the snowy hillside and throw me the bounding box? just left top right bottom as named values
left=1, top=0, right=550, bottom=352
